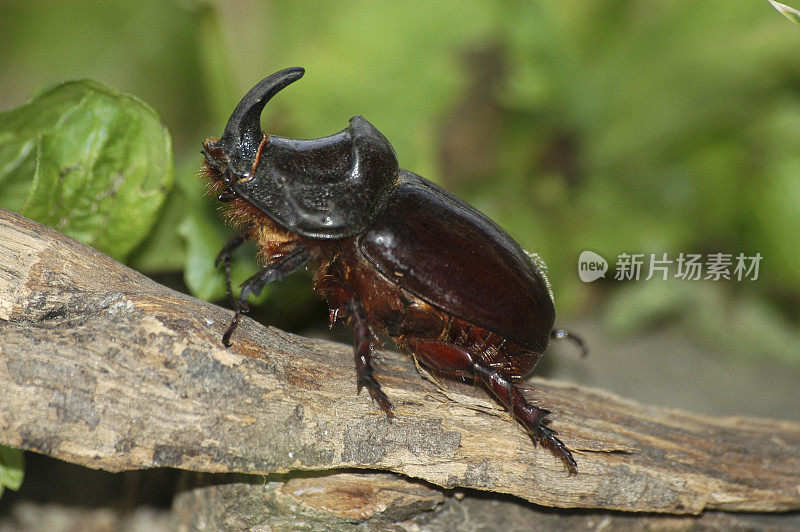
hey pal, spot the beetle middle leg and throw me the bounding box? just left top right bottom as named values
left=346, top=298, right=394, bottom=418
left=216, top=228, right=252, bottom=308
left=220, top=244, right=310, bottom=347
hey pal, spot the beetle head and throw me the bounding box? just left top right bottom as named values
left=203, top=67, right=399, bottom=239
left=202, top=67, right=305, bottom=189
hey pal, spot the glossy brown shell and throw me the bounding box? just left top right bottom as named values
left=359, top=171, right=556, bottom=353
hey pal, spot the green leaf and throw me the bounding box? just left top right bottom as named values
left=0, top=79, right=173, bottom=261
left=0, top=445, right=24, bottom=497
left=179, top=204, right=229, bottom=302
left=768, top=0, right=800, bottom=26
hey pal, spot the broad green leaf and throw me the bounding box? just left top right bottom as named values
left=0, top=445, right=24, bottom=498
left=0, top=79, right=173, bottom=261
left=769, top=0, right=800, bottom=26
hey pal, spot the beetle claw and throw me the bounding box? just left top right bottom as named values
left=532, top=422, right=578, bottom=476
left=358, top=373, right=395, bottom=419
left=354, top=351, right=395, bottom=420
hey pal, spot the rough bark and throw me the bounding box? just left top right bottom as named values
left=1, top=208, right=799, bottom=516
left=172, top=473, right=445, bottom=531
left=173, top=478, right=800, bottom=531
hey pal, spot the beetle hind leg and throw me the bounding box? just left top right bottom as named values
left=550, top=328, right=588, bottom=358
left=346, top=299, right=394, bottom=418
left=472, top=361, right=577, bottom=474
left=404, top=338, right=577, bottom=473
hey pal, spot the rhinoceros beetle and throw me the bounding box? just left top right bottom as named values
left=202, top=67, right=586, bottom=474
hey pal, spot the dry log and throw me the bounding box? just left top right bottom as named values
left=1, top=208, right=799, bottom=515
left=173, top=473, right=445, bottom=530
left=173, top=478, right=800, bottom=531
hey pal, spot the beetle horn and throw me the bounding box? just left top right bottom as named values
left=219, top=67, right=305, bottom=169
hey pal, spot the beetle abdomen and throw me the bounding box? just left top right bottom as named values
left=358, top=171, right=555, bottom=353
left=315, top=238, right=542, bottom=378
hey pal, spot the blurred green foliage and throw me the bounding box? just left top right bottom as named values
left=1, top=0, right=799, bottom=365
left=0, top=446, right=24, bottom=498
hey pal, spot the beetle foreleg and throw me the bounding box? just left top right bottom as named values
left=346, top=299, right=394, bottom=419
left=472, top=362, right=578, bottom=475
left=216, top=229, right=252, bottom=311
left=221, top=245, right=310, bottom=347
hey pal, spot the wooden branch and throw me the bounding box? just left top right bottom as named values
left=173, top=478, right=800, bottom=530
left=173, top=473, right=446, bottom=529
left=1, top=208, right=799, bottom=515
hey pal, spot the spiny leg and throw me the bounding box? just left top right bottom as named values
left=346, top=299, right=394, bottom=418
left=472, top=361, right=577, bottom=474
left=403, top=338, right=577, bottom=474
left=221, top=245, right=310, bottom=347
left=551, top=328, right=588, bottom=358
